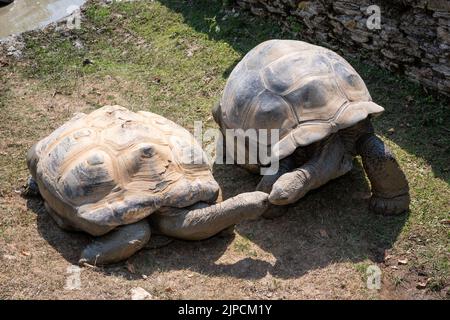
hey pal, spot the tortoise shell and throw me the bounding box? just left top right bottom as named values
left=28, top=105, right=219, bottom=236
left=219, top=40, right=384, bottom=163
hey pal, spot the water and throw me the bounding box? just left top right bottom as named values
left=0, top=0, right=85, bottom=39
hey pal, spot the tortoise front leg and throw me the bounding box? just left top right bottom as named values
left=357, top=133, right=410, bottom=215
left=269, top=135, right=353, bottom=205
left=149, top=191, right=268, bottom=240
left=79, top=220, right=151, bottom=266
left=256, top=156, right=297, bottom=218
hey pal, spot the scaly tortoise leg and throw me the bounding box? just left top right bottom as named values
left=357, top=133, right=410, bottom=215
left=79, top=220, right=151, bottom=266
left=269, top=134, right=353, bottom=205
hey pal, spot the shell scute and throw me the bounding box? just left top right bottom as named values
left=285, top=76, right=347, bottom=121
left=261, top=53, right=330, bottom=95
left=222, top=70, right=264, bottom=129
left=60, top=149, right=116, bottom=205
left=332, top=60, right=370, bottom=102
left=244, top=90, right=297, bottom=136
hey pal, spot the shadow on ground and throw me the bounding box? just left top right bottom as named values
left=27, top=158, right=407, bottom=280
left=28, top=194, right=270, bottom=279
left=213, top=161, right=408, bottom=279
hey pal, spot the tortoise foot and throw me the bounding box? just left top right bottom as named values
left=370, top=193, right=410, bottom=215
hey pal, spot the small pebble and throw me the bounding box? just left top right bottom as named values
left=131, top=287, right=152, bottom=300
left=398, top=259, right=408, bottom=265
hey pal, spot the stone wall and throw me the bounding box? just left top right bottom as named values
left=234, top=0, right=450, bottom=95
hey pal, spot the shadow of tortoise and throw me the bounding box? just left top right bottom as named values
left=28, top=158, right=406, bottom=280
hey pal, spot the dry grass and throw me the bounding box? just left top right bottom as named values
left=0, top=0, right=448, bottom=299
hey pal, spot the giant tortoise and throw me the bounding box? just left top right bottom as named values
left=27, top=105, right=268, bottom=265
left=213, top=40, right=410, bottom=216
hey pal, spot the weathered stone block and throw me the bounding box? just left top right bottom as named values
left=437, top=26, right=450, bottom=43
left=428, top=0, right=450, bottom=12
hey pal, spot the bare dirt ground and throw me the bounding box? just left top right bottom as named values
left=0, top=0, right=448, bottom=300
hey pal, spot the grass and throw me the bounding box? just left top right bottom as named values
left=0, top=0, right=448, bottom=299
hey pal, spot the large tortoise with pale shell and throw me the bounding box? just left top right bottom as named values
left=213, top=40, right=410, bottom=216
left=27, top=105, right=268, bottom=265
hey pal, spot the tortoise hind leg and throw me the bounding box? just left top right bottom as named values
left=357, top=133, right=410, bottom=215
left=79, top=220, right=151, bottom=266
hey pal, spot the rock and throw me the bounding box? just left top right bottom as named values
left=433, top=11, right=450, bottom=19
left=398, top=259, right=408, bottom=265
left=130, top=287, right=153, bottom=300
left=390, top=265, right=398, bottom=270
left=428, top=0, right=450, bottom=12
left=432, top=64, right=450, bottom=77
left=319, top=229, right=328, bottom=238
left=333, top=2, right=360, bottom=16
left=6, top=46, right=22, bottom=59
left=437, top=27, right=450, bottom=44
left=350, top=30, right=370, bottom=43
left=381, top=49, right=397, bottom=60
left=416, top=282, right=427, bottom=289
left=73, top=40, right=84, bottom=50
left=438, top=79, right=450, bottom=92
left=82, top=58, right=94, bottom=66
left=250, top=6, right=265, bottom=16
left=21, top=250, right=31, bottom=257
left=1, top=35, right=25, bottom=59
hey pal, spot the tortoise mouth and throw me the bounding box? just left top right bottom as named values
left=264, top=101, right=384, bottom=165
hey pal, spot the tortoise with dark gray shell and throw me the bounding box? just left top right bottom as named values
left=213, top=40, right=409, bottom=216
left=27, top=105, right=268, bottom=265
